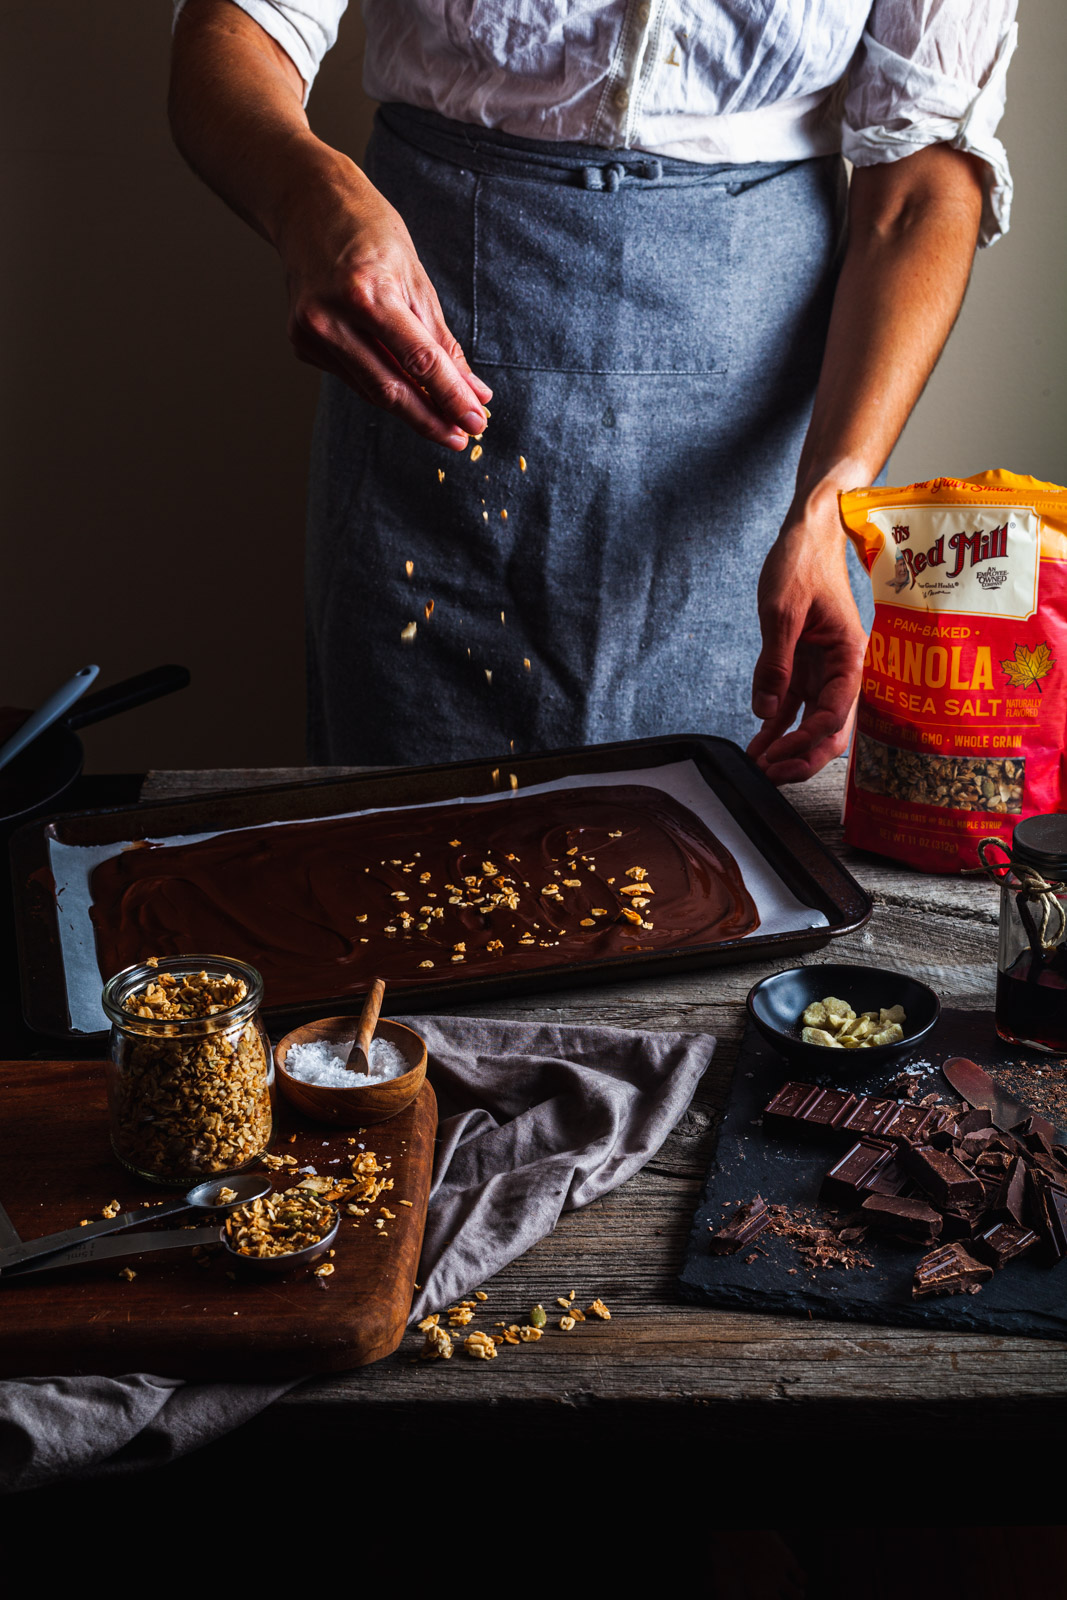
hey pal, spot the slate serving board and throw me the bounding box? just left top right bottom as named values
left=680, top=1009, right=1067, bottom=1340
left=0, top=1059, right=437, bottom=1380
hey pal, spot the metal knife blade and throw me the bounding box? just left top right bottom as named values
left=0, top=1199, right=22, bottom=1251
left=942, top=1056, right=1067, bottom=1145
left=2, top=1226, right=223, bottom=1279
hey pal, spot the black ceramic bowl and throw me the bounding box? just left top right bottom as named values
left=746, top=963, right=940, bottom=1074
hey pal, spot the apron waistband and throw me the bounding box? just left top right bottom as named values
left=377, top=102, right=801, bottom=191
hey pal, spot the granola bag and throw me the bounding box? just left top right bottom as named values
left=840, top=470, right=1067, bottom=873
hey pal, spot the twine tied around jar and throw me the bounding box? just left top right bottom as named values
left=976, top=835, right=1066, bottom=953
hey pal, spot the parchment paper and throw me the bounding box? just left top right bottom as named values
left=48, top=760, right=827, bottom=1033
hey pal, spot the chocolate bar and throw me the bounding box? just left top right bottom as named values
left=901, top=1144, right=985, bottom=1209
left=762, top=1082, right=959, bottom=1150
left=912, top=1242, right=993, bottom=1299
left=762, top=1083, right=857, bottom=1138
left=860, top=1194, right=943, bottom=1245
left=973, top=1220, right=1039, bottom=1269
left=708, top=1196, right=771, bottom=1256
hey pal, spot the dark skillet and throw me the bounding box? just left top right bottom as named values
left=0, top=665, right=190, bottom=828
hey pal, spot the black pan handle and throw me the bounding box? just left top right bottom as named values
left=64, top=665, right=191, bottom=730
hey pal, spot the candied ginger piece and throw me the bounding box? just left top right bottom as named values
left=870, top=1022, right=905, bottom=1046
left=802, top=1026, right=842, bottom=1048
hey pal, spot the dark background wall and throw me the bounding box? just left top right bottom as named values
left=1, top=3, right=1063, bottom=772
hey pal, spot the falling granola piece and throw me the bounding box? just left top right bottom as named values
left=405, top=560, right=414, bottom=577
left=424, top=599, right=435, bottom=620
left=519, top=455, right=527, bottom=471
left=400, top=621, right=417, bottom=643
left=470, top=444, right=484, bottom=462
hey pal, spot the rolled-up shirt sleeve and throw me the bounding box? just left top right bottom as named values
left=842, top=1, right=1018, bottom=247
left=172, top=1, right=347, bottom=101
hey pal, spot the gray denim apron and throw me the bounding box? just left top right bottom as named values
left=306, top=103, right=872, bottom=765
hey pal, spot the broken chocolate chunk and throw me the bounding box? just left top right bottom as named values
left=992, top=1156, right=1028, bottom=1226
left=901, top=1143, right=985, bottom=1209
left=956, top=1107, right=994, bottom=1136
left=1027, top=1170, right=1067, bottom=1263
left=708, top=1196, right=771, bottom=1256
left=860, top=1194, right=943, bottom=1245
left=1012, top=1113, right=1057, bottom=1153
left=912, top=1242, right=993, bottom=1299
left=820, top=1139, right=895, bottom=1207
left=973, top=1220, right=1040, bottom=1270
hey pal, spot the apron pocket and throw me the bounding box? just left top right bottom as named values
left=472, top=173, right=733, bottom=375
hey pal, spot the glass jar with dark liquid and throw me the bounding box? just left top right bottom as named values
left=992, top=813, right=1067, bottom=1052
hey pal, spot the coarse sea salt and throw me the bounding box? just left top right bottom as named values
left=285, top=1036, right=411, bottom=1088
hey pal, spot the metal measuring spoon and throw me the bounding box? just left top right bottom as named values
left=6, top=1205, right=340, bottom=1279
left=0, top=1172, right=270, bottom=1276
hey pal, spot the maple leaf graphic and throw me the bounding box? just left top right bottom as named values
left=1000, top=640, right=1056, bottom=693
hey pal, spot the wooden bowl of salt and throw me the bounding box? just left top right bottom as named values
left=274, top=982, right=426, bottom=1126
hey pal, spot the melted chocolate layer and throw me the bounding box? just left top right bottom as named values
left=89, top=784, right=759, bottom=1005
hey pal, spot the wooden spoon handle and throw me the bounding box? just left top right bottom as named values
left=353, top=977, right=387, bottom=1062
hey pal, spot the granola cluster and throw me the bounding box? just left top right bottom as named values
left=855, top=735, right=1024, bottom=814
left=365, top=832, right=656, bottom=970
left=417, top=1288, right=611, bottom=1361
left=224, top=1186, right=337, bottom=1259
left=110, top=961, right=272, bottom=1182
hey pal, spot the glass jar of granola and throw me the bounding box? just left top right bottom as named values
left=102, top=955, right=274, bottom=1185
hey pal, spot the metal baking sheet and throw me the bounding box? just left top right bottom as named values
left=11, top=735, right=873, bottom=1039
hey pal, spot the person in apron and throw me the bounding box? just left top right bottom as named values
left=169, top=1, right=1015, bottom=778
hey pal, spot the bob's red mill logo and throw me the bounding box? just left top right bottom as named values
left=889, top=521, right=1009, bottom=589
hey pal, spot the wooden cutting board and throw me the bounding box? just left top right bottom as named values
left=0, top=1060, right=437, bottom=1380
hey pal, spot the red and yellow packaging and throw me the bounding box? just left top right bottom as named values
left=840, top=470, right=1067, bottom=873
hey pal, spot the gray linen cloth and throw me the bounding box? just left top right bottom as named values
left=0, top=1017, right=714, bottom=1493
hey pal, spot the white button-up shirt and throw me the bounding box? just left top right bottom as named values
left=192, top=2, right=1016, bottom=244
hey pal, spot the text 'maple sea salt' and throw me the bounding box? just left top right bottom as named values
left=285, top=1036, right=410, bottom=1088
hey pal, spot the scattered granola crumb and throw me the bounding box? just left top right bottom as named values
left=588, top=1298, right=611, bottom=1320
left=465, top=1329, right=497, bottom=1359
left=422, top=1322, right=454, bottom=1360
left=559, top=1315, right=576, bottom=1331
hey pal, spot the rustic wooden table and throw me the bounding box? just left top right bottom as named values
left=134, top=759, right=1067, bottom=1496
